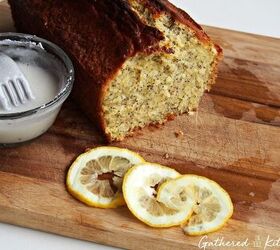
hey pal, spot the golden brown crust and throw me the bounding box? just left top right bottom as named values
left=207, top=45, right=224, bottom=91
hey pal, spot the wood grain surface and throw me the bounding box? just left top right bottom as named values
left=0, top=1, right=280, bottom=249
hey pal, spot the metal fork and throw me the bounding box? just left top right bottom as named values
left=0, top=52, right=34, bottom=111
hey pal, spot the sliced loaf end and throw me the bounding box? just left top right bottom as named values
left=103, top=0, right=222, bottom=141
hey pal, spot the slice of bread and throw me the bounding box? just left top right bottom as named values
left=9, top=0, right=222, bottom=141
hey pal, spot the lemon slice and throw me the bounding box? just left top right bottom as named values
left=123, top=163, right=193, bottom=227
left=158, top=175, right=233, bottom=235
left=66, top=146, right=145, bottom=208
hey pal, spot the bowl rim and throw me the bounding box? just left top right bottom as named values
left=0, top=32, right=75, bottom=120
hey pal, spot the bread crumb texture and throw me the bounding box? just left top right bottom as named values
left=103, top=0, right=217, bottom=140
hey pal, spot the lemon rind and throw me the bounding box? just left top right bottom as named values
left=171, top=175, right=233, bottom=236
left=66, top=146, right=145, bottom=209
left=123, top=163, right=191, bottom=228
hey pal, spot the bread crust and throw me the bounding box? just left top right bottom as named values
left=8, top=0, right=222, bottom=142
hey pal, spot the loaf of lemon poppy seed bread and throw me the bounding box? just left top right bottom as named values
left=8, top=0, right=223, bottom=142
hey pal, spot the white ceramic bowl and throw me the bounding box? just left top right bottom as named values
left=0, top=33, right=74, bottom=146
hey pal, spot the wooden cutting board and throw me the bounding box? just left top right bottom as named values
left=0, top=2, right=280, bottom=249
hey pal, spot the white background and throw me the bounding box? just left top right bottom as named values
left=172, top=0, right=280, bottom=38
left=1, top=0, right=280, bottom=250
